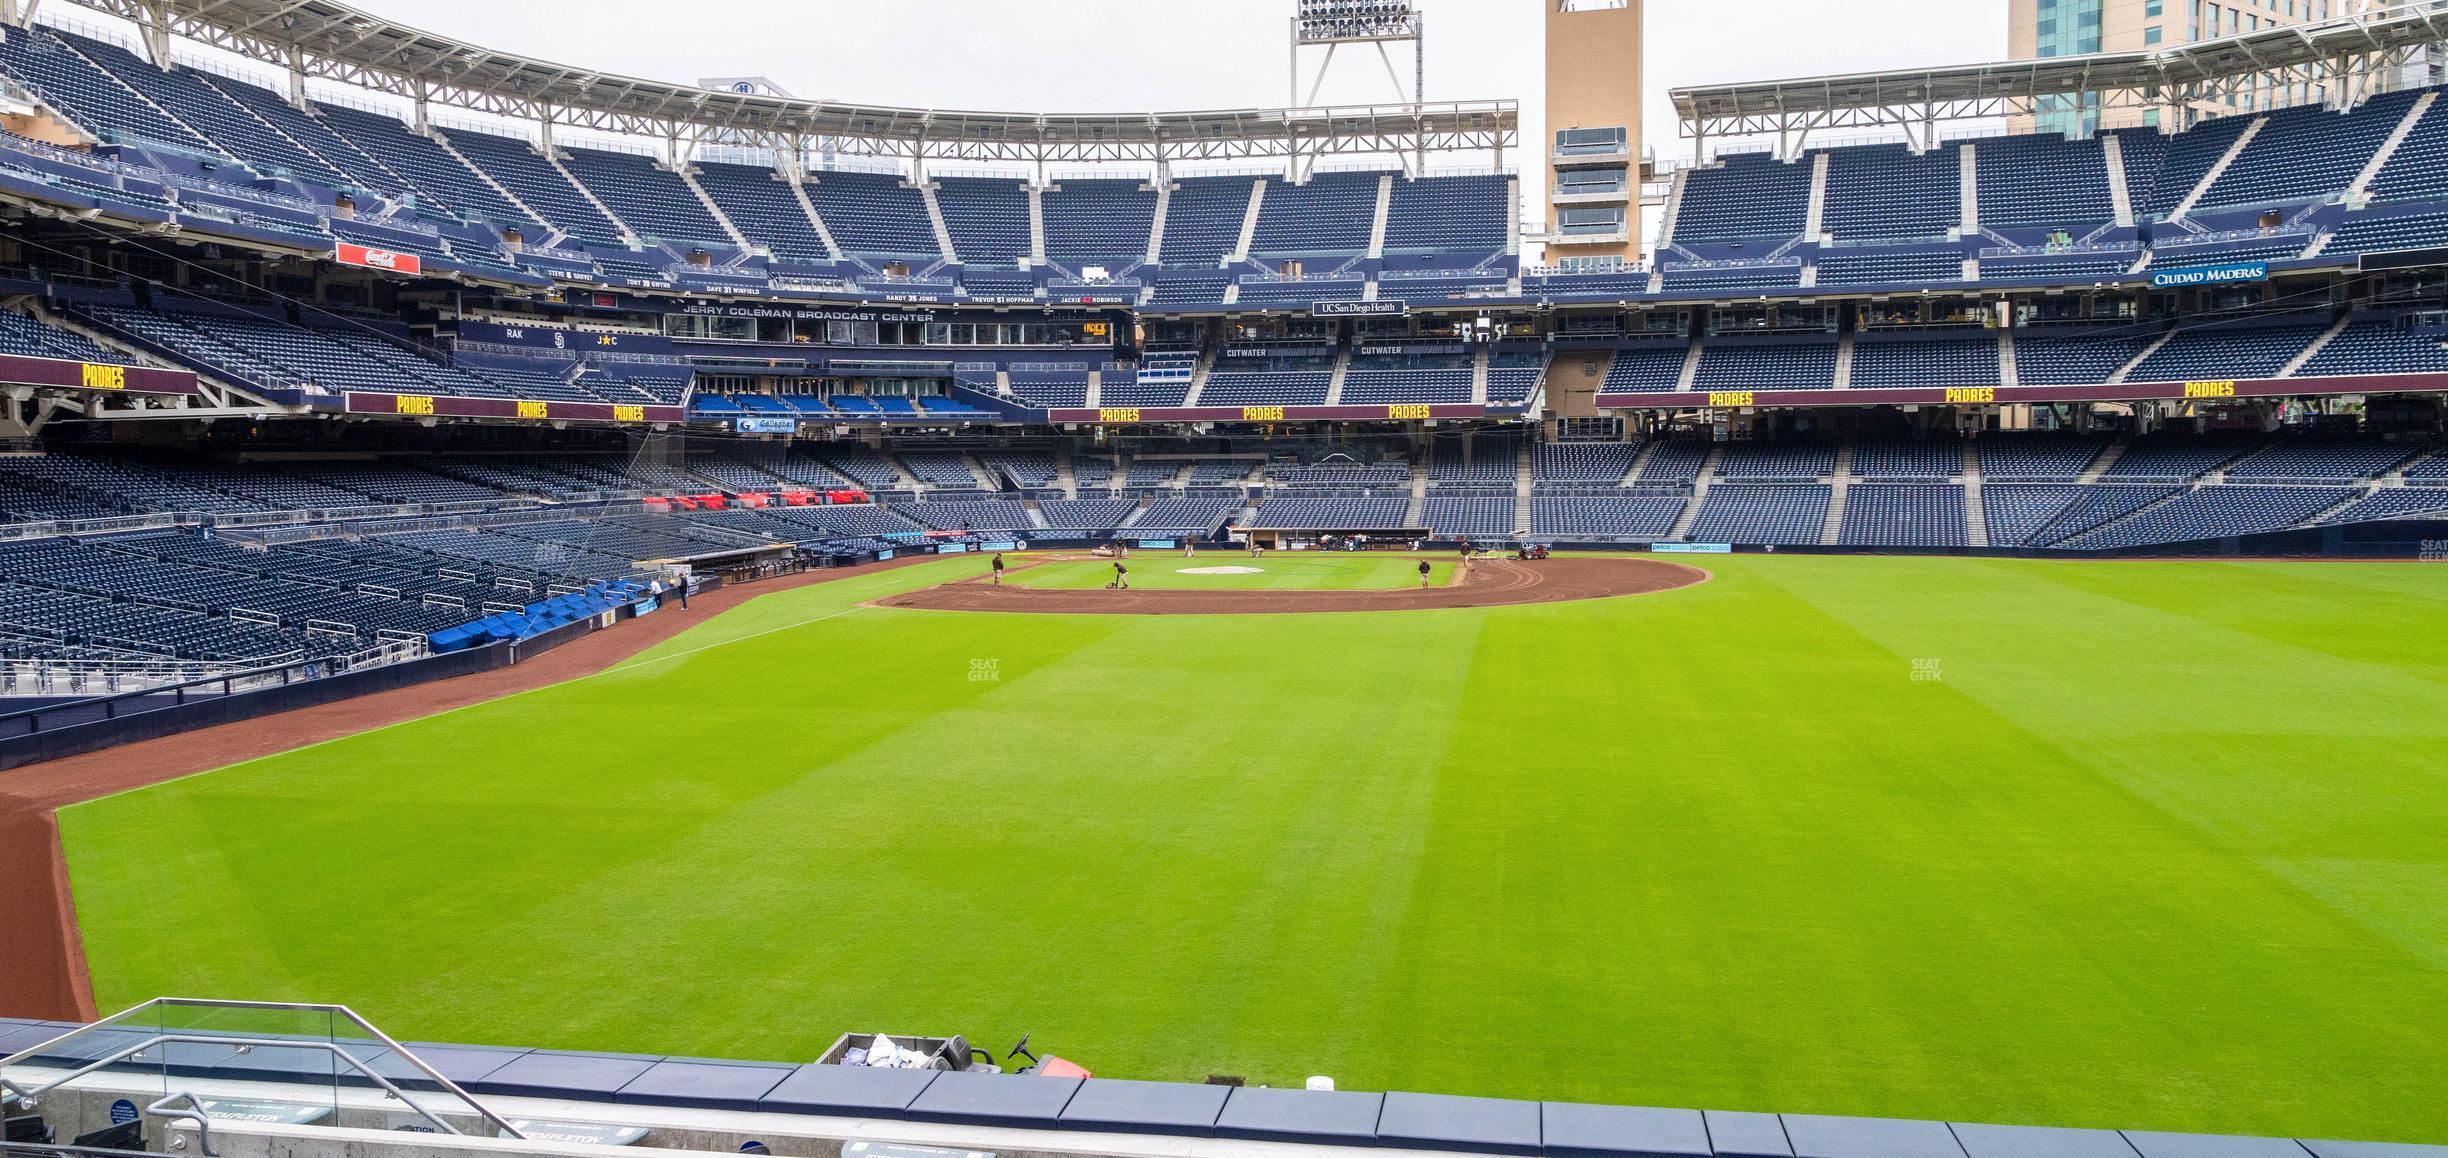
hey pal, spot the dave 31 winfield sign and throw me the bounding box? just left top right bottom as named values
left=334, top=242, right=422, bottom=276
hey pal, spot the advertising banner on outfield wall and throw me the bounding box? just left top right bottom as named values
left=1652, top=543, right=1733, bottom=554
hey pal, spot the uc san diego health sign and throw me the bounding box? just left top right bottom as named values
left=2149, top=260, right=2270, bottom=289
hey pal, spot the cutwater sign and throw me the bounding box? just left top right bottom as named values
left=2149, top=260, right=2269, bottom=289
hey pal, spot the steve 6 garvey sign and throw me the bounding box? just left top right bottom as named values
left=335, top=242, right=423, bottom=276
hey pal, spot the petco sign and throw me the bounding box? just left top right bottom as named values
left=2149, top=260, right=2267, bottom=289
left=335, top=242, right=423, bottom=276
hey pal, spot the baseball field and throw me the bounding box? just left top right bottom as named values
left=51, top=553, right=2448, bottom=1141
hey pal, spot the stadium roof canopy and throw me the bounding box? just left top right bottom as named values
left=34, top=0, right=1516, bottom=167
left=1670, top=0, right=2448, bottom=150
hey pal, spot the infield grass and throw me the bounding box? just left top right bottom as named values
left=54, top=554, right=2448, bottom=1141
left=1008, top=553, right=1455, bottom=590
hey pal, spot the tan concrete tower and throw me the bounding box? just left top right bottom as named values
left=1545, top=0, right=1644, bottom=266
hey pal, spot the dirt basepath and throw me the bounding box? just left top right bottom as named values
left=0, top=557, right=934, bottom=1026
left=877, top=555, right=1709, bottom=615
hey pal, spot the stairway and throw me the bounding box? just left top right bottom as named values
left=789, top=175, right=848, bottom=261
left=1083, top=368, right=1103, bottom=410
left=918, top=180, right=959, bottom=263
left=1471, top=346, right=1491, bottom=405
left=1144, top=179, right=1173, bottom=263
left=1675, top=340, right=1704, bottom=392
left=1802, top=151, right=1832, bottom=239
left=2102, top=133, right=2136, bottom=227
left=1028, top=183, right=1049, bottom=264
left=1820, top=447, right=1853, bottom=544
left=538, top=143, right=642, bottom=245
left=2279, top=315, right=2352, bottom=378
left=2077, top=438, right=2130, bottom=483
left=2170, top=117, right=2265, bottom=220
left=1997, top=330, right=2019, bottom=388
left=2350, top=91, right=2437, bottom=200
left=1958, top=141, right=1979, bottom=231
left=1962, top=442, right=1988, bottom=548
left=1229, top=178, right=1267, bottom=264
left=1834, top=331, right=1856, bottom=390
left=1054, top=455, right=1079, bottom=500
left=678, top=164, right=755, bottom=250
left=1405, top=461, right=1428, bottom=527
left=1324, top=347, right=1353, bottom=405
left=1182, top=348, right=1218, bottom=407
left=2108, top=332, right=2176, bottom=384
left=1515, top=442, right=1534, bottom=533
left=1366, top=173, right=1393, bottom=260
left=1656, top=167, right=1692, bottom=247
left=1666, top=445, right=1726, bottom=539
left=432, top=132, right=563, bottom=241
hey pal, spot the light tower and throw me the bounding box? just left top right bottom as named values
left=1287, top=0, right=1428, bottom=177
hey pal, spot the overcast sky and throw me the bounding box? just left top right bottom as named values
left=331, top=0, right=2010, bottom=165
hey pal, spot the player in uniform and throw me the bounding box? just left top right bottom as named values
left=990, top=552, right=1006, bottom=585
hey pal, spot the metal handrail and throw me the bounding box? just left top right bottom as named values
left=0, top=998, right=527, bottom=1142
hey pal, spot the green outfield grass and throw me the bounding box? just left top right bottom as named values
left=1007, top=553, right=1454, bottom=590
left=54, top=555, right=2448, bottom=1140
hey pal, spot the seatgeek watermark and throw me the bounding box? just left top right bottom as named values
left=1911, top=658, right=1944, bottom=683
left=2422, top=539, right=2448, bottom=562
left=969, top=658, right=1001, bottom=683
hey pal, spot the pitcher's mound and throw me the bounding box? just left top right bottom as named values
left=880, top=557, right=1708, bottom=615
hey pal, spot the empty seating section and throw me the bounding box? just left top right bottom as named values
left=2225, top=439, right=2414, bottom=480
left=1534, top=442, right=1640, bottom=484
left=1005, top=365, right=1090, bottom=408
left=2060, top=485, right=2352, bottom=549
left=1851, top=441, right=1963, bottom=479
left=1824, top=144, right=1958, bottom=240
left=1104, top=354, right=1197, bottom=406
left=1487, top=351, right=1545, bottom=403
left=1849, top=336, right=1999, bottom=389
left=1251, top=172, right=1377, bottom=256
left=1599, top=343, right=1691, bottom=392
left=2105, top=434, right=2264, bottom=479
left=1384, top=174, right=1507, bottom=253
left=1816, top=250, right=1963, bottom=287
left=1185, top=460, right=1257, bottom=487
left=1533, top=496, right=1685, bottom=537
left=562, top=147, right=726, bottom=244
left=1694, top=340, right=1836, bottom=391
left=1717, top=443, right=1838, bottom=480
left=808, top=169, right=937, bottom=260
left=2013, top=330, right=2156, bottom=384
left=1975, top=435, right=2109, bottom=479
left=934, top=177, right=1031, bottom=267
left=2138, top=114, right=2253, bottom=219
left=2319, top=488, right=2448, bottom=523
left=0, top=28, right=216, bottom=154
left=1980, top=253, right=2136, bottom=282
left=2372, top=95, right=2448, bottom=203
left=1249, top=496, right=1411, bottom=529
left=1430, top=436, right=1518, bottom=486
left=1199, top=356, right=1334, bottom=406
left=897, top=449, right=984, bottom=490
left=1135, top=497, right=1238, bottom=533
left=1339, top=352, right=1473, bottom=404
left=1661, top=262, right=1804, bottom=291
left=0, top=310, right=125, bottom=363
left=2323, top=210, right=2448, bottom=256
left=1840, top=485, right=1967, bottom=546
left=78, top=42, right=347, bottom=186
left=1672, top=153, right=1808, bottom=243
left=1038, top=499, right=1134, bottom=529
left=1638, top=440, right=1712, bottom=484
left=443, top=130, right=625, bottom=244
left=1686, top=485, right=1830, bottom=544
left=1422, top=496, right=1514, bottom=536
left=2297, top=322, right=2448, bottom=377
left=901, top=499, right=1029, bottom=530
left=203, top=73, right=405, bottom=194
left=1043, top=179, right=1155, bottom=263
left=318, top=103, right=538, bottom=228
left=977, top=452, right=1060, bottom=489
left=1070, top=457, right=1116, bottom=489
left=1159, top=177, right=1256, bottom=265
left=1122, top=460, right=1185, bottom=488
left=1983, top=484, right=2084, bottom=545
left=1974, top=134, right=2115, bottom=230
left=2127, top=322, right=2325, bottom=382
left=2199, top=93, right=2419, bottom=213
left=696, top=162, right=830, bottom=261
